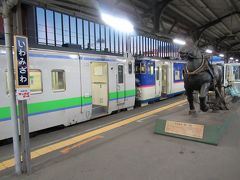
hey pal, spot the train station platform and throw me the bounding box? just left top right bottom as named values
left=0, top=96, right=240, bottom=180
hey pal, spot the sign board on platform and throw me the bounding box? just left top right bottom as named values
left=14, top=35, right=30, bottom=100
left=165, top=121, right=204, bottom=139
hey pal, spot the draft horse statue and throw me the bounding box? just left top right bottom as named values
left=180, top=44, right=228, bottom=114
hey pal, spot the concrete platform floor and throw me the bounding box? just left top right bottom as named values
left=0, top=96, right=240, bottom=180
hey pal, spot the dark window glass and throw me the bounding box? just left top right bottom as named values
left=118, top=65, right=124, bottom=83
left=101, top=25, right=105, bottom=51
left=123, top=33, right=126, bottom=53
left=143, top=36, right=146, bottom=56
left=89, top=22, right=95, bottom=50
left=130, top=36, right=134, bottom=54
left=128, top=62, right=132, bottom=74
left=46, top=10, right=54, bottom=45
left=156, top=67, right=160, bottom=80
left=106, top=26, right=110, bottom=52
left=77, top=18, right=83, bottom=48
left=0, top=16, right=4, bottom=37
left=140, top=62, right=146, bottom=73
left=36, top=7, right=46, bottom=44
left=146, top=37, right=149, bottom=56
left=63, top=14, right=70, bottom=44
left=135, top=63, right=140, bottom=74
left=83, top=20, right=89, bottom=49
left=95, top=23, right=100, bottom=51
left=115, top=31, right=119, bottom=53
left=70, top=16, right=77, bottom=44
left=54, top=12, right=62, bottom=46
left=148, top=63, right=154, bottom=75
left=110, top=28, right=115, bottom=53
left=119, top=32, right=123, bottom=54
left=139, top=36, right=142, bottom=55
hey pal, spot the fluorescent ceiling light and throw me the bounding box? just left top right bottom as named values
left=205, top=49, right=213, bottom=54
left=173, top=38, right=186, bottom=45
left=101, top=13, right=134, bottom=33
left=236, top=59, right=239, bottom=62
left=219, top=54, right=224, bottom=57
left=230, top=57, right=234, bottom=60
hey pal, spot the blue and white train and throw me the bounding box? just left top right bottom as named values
left=135, top=57, right=185, bottom=105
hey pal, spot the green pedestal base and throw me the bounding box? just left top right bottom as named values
left=154, top=119, right=230, bottom=145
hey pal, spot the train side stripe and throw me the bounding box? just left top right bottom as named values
left=0, top=89, right=135, bottom=122
left=109, top=89, right=136, bottom=100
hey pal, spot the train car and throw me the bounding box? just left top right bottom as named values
left=0, top=46, right=135, bottom=140
left=135, top=57, right=185, bottom=106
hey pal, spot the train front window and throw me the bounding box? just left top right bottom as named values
left=140, top=63, right=146, bottom=74
left=135, top=63, right=140, bottom=74
left=148, top=64, right=154, bottom=75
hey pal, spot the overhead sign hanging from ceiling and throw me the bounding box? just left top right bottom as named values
left=14, top=35, right=30, bottom=100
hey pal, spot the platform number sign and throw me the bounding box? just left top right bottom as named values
left=14, top=35, right=30, bottom=100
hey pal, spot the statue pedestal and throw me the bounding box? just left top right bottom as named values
left=154, top=108, right=235, bottom=145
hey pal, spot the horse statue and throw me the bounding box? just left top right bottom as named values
left=179, top=42, right=228, bottom=114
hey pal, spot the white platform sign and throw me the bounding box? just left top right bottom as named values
left=16, top=88, right=30, bottom=100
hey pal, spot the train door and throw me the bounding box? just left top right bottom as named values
left=155, top=63, right=161, bottom=96
left=91, top=62, right=108, bottom=116
left=117, top=64, right=125, bottom=104
left=162, top=64, right=168, bottom=95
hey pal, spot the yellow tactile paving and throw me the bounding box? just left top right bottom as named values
left=0, top=99, right=187, bottom=172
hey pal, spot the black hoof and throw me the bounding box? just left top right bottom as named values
left=200, top=106, right=209, bottom=112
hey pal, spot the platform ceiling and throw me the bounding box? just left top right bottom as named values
left=16, top=0, right=240, bottom=57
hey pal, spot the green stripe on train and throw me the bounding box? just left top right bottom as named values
left=0, top=89, right=135, bottom=120
left=109, top=89, right=136, bottom=100
left=0, top=96, right=91, bottom=120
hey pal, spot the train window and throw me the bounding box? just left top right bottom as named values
left=63, top=14, right=70, bottom=44
left=46, top=10, right=55, bottom=45
left=30, top=70, right=43, bottom=93
left=0, top=16, right=4, bottom=38
left=115, top=31, right=119, bottom=54
left=156, top=67, right=160, bottom=80
left=119, top=32, right=123, bottom=54
left=130, top=36, right=134, bottom=54
left=5, top=71, right=9, bottom=94
left=135, top=63, right=140, bottom=74
left=174, top=70, right=181, bottom=81
left=95, top=23, right=100, bottom=51
left=36, top=7, right=46, bottom=44
left=105, top=26, right=110, bottom=52
left=110, top=28, right=115, bottom=53
left=123, top=33, right=126, bottom=53
left=128, top=62, right=133, bottom=74
left=143, top=36, right=146, bottom=56
left=101, top=25, right=106, bottom=51
left=77, top=18, right=83, bottom=49
left=140, top=63, right=146, bottom=74
left=70, top=16, right=77, bottom=44
left=83, top=20, right=89, bottom=49
left=51, top=70, right=66, bottom=91
left=54, top=12, right=63, bottom=46
left=148, top=64, right=154, bottom=75
left=89, top=22, right=95, bottom=50
left=118, top=65, right=124, bottom=84
left=139, top=36, right=142, bottom=55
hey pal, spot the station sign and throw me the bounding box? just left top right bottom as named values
left=14, top=35, right=30, bottom=100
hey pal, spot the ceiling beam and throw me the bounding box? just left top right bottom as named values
left=192, top=11, right=240, bottom=41
left=152, top=0, right=173, bottom=33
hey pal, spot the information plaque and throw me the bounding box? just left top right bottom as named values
left=165, top=121, right=204, bottom=139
